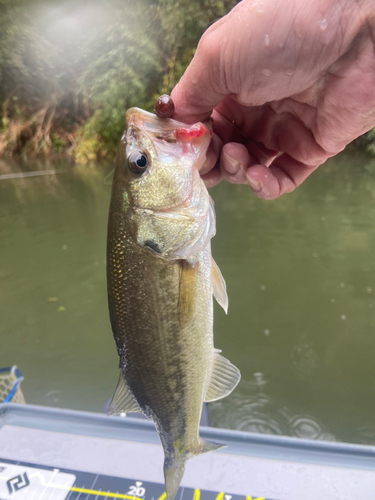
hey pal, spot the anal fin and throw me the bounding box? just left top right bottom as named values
left=205, top=351, right=241, bottom=402
left=211, top=258, right=228, bottom=314
left=108, top=371, right=141, bottom=416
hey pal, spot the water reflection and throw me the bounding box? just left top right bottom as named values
left=290, top=334, right=318, bottom=381
left=209, top=373, right=336, bottom=441
left=1, top=151, right=375, bottom=445
left=0, top=159, right=110, bottom=204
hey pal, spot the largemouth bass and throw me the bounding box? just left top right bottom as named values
left=107, top=107, right=240, bottom=500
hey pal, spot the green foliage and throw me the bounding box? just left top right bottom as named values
left=364, top=128, right=375, bottom=156
left=0, top=0, right=237, bottom=161
left=50, top=134, right=66, bottom=153
left=75, top=11, right=161, bottom=162
left=155, top=0, right=237, bottom=94
left=353, top=127, right=375, bottom=158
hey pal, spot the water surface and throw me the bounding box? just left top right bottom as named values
left=1, top=152, right=375, bottom=445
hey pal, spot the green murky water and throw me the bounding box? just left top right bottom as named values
left=1, top=151, right=375, bottom=445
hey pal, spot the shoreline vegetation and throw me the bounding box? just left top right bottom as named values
left=0, top=0, right=373, bottom=164
left=0, top=0, right=238, bottom=163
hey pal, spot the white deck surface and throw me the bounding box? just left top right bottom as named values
left=0, top=422, right=375, bottom=500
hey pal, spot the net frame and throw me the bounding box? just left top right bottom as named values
left=0, top=366, right=25, bottom=404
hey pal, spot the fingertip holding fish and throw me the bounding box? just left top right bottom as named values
left=247, top=174, right=262, bottom=192
left=222, top=150, right=241, bottom=175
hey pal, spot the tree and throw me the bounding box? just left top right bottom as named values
left=0, top=0, right=237, bottom=161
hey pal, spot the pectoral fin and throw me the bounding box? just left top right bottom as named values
left=108, top=372, right=141, bottom=416
left=205, top=350, right=241, bottom=402
left=211, top=258, right=228, bottom=314
left=178, top=260, right=198, bottom=329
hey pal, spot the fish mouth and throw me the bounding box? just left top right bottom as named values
left=126, top=108, right=212, bottom=143
left=126, top=107, right=186, bottom=130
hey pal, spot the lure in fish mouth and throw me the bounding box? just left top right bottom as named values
left=107, top=102, right=240, bottom=500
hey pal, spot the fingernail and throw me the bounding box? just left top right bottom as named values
left=223, top=151, right=241, bottom=174
left=247, top=175, right=262, bottom=192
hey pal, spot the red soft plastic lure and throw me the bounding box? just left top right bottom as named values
left=175, top=125, right=212, bottom=142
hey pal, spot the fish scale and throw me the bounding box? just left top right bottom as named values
left=107, top=107, right=241, bottom=500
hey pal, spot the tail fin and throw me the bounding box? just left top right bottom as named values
left=199, top=438, right=226, bottom=455
left=163, top=440, right=225, bottom=500
left=164, top=460, right=185, bottom=500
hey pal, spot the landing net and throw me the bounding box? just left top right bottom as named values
left=0, top=366, right=25, bottom=404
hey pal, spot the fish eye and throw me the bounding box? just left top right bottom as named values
left=128, top=150, right=149, bottom=175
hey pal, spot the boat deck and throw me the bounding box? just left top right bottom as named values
left=0, top=403, right=374, bottom=500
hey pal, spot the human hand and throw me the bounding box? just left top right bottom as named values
left=171, top=0, right=375, bottom=199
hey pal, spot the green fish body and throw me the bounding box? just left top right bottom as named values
left=107, top=108, right=240, bottom=500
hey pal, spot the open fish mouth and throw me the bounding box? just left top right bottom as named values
left=126, top=108, right=212, bottom=142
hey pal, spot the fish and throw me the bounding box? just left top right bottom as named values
left=106, top=107, right=241, bottom=500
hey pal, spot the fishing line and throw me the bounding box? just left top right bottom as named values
left=104, top=169, right=115, bottom=185
left=217, top=113, right=280, bottom=167
left=0, top=169, right=58, bottom=180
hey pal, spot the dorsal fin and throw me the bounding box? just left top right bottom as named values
left=205, top=351, right=241, bottom=402
left=108, top=372, right=141, bottom=416
left=211, top=258, right=228, bottom=314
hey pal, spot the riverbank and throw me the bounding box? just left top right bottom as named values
left=0, top=0, right=238, bottom=163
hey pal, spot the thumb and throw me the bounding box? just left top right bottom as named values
left=171, top=23, right=229, bottom=124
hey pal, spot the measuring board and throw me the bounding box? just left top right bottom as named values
left=1, top=404, right=375, bottom=500
left=0, top=459, right=268, bottom=500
